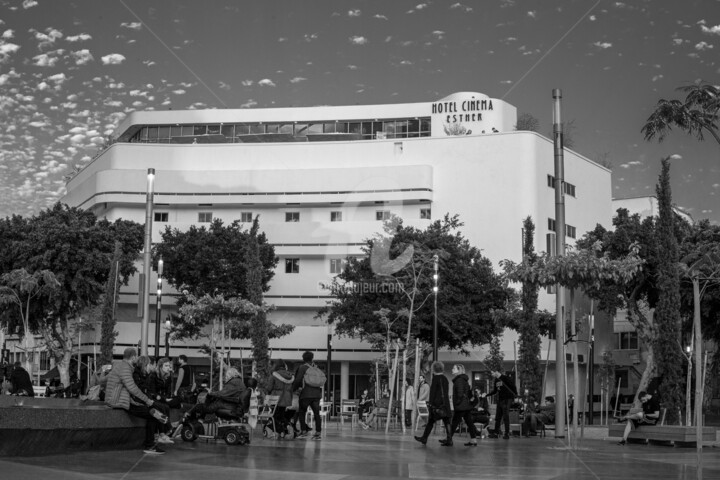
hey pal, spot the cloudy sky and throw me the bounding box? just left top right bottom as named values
left=1, top=0, right=719, bottom=223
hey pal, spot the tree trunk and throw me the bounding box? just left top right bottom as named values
left=570, top=289, right=580, bottom=449
left=386, top=343, right=399, bottom=433
left=58, top=350, right=72, bottom=389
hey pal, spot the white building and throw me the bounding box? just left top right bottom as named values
left=59, top=91, right=612, bottom=400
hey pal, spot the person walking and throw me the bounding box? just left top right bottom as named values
left=414, top=361, right=452, bottom=446
left=173, top=355, right=195, bottom=403
left=446, top=365, right=479, bottom=446
left=264, top=361, right=294, bottom=438
left=484, top=369, right=518, bottom=439
left=292, top=351, right=325, bottom=440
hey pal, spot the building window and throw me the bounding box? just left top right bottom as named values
left=286, top=212, right=300, bottom=222
left=420, top=208, right=431, bottom=220
left=285, top=258, right=300, bottom=274
left=616, top=332, right=639, bottom=350
left=40, top=351, right=50, bottom=371
left=548, top=218, right=577, bottom=239
left=154, top=212, right=169, bottom=222
left=547, top=175, right=577, bottom=197
left=330, top=258, right=345, bottom=274
left=240, top=212, right=253, bottom=223
left=198, top=212, right=212, bottom=223
left=330, top=211, right=343, bottom=222
left=376, top=210, right=391, bottom=221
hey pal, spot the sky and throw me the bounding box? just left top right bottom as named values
left=0, top=0, right=719, bottom=224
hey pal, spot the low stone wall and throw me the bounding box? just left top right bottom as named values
left=0, top=396, right=146, bottom=456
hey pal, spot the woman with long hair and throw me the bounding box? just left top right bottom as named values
left=414, top=361, right=452, bottom=446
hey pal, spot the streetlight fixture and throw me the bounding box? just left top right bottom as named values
left=432, top=254, right=439, bottom=362
left=154, top=258, right=164, bottom=359
left=140, top=168, right=155, bottom=356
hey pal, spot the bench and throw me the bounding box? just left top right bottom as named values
left=608, top=423, right=716, bottom=447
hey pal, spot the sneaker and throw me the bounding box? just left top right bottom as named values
left=311, top=433, right=322, bottom=440
left=360, top=422, right=370, bottom=430
left=157, top=433, right=174, bottom=444
left=143, top=445, right=166, bottom=455
left=414, top=436, right=427, bottom=445
left=617, top=439, right=626, bottom=446
left=296, top=431, right=310, bottom=439
left=150, top=408, right=169, bottom=424
left=464, top=441, right=478, bottom=447
left=488, top=433, right=498, bottom=439
left=503, top=434, right=510, bottom=440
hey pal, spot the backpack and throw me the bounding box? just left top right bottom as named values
left=303, top=364, right=326, bottom=388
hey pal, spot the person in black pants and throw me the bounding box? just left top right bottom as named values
left=292, top=351, right=323, bottom=440
left=447, top=365, right=479, bottom=446
left=484, top=370, right=518, bottom=439
left=414, top=361, right=452, bottom=446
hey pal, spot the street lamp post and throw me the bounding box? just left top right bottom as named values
left=432, top=254, right=439, bottom=362
left=140, top=168, right=155, bottom=356
left=154, top=258, right=164, bottom=359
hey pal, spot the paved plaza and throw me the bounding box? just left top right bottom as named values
left=1, top=425, right=719, bottom=480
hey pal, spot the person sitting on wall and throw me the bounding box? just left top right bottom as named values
left=522, top=396, right=555, bottom=436
left=9, top=362, right=34, bottom=397
left=617, top=390, right=660, bottom=446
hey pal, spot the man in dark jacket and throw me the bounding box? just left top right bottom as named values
left=523, top=396, right=555, bottom=436
left=484, top=370, right=518, bottom=439
left=183, top=367, right=246, bottom=422
left=291, top=351, right=323, bottom=440
left=9, top=362, right=34, bottom=397
left=446, top=365, right=478, bottom=446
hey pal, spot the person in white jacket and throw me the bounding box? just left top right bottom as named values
left=403, top=379, right=416, bottom=427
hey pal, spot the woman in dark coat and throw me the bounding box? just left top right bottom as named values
left=414, top=361, right=452, bottom=446
left=264, top=361, right=294, bottom=436
left=447, top=364, right=479, bottom=446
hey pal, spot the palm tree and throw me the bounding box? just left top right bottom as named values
left=642, top=81, right=720, bottom=146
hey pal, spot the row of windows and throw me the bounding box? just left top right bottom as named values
left=285, top=258, right=348, bottom=274
left=128, top=118, right=432, bottom=143
left=547, top=218, right=577, bottom=239
left=154, top=209, right=432, bottom=223
left=546, top=175, right=577, bottom=197
left=615, top=332, right=639, bottom=350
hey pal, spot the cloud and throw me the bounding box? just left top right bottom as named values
left=241, top=79, right=253, bottom=86
left=0, top=42, right=20, bottom=63
left=349, top=36, right=368, bottom=45
left=218, top=81, right=230, bottom=90
left=258, top=78, right=276, bottom=87
left=700, top=24, right=720, bottom=35
left=589, top=15, right=596, bottom=21
left=290, top=77, right=307, bottom=83
left=172, top=89, right=186, bottom=95
left=669, top=154, right=682, bottom=160
left=31, top=27, right=64, bottom=49
left=71, top=49, right=93, bottom=65
left=450, top=3, right=473, bottom=12
left=527, top=11, right=536, bottom=18
left=120, top=22, right=142, bottom=30
left=348, top=9, right=361, bottom=17
left=2, top=29, right=13, bottom=39
left=432, top=30, right=445, bottom=38
left=66, top=33, right=92, bottom=42
left=672, top=38, right=684, bottom=45
left=143, top=60, right=155, bottom=66
left=22, top=0, right=38, bottom=9
left=304, top=33, right=318, bottom=42
left=695, top=41, right=713, bottom=50
left=32, top=52, right=61, bottom=67
left=374, top=14, right=388, bottom=20
left=651, top=74, right=664, bottom=82
left=593, top=41, right=612, bottom=49
left=101, top=53, right=126, bottom=65
left=240, top=99, right=257, bottom=108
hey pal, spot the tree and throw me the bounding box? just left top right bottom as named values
left=155, top=218, right=278, bottom=339
left=654, top=158, right=684, bottom=424
left=97, top=242, right=122, bottom=366
left=642, top=81, right=720, bottom=146
left=484, top=334, right=505, bottom=374
left=320, top=214, right=510, bottom=355
left=0, top=269, right=60, bottom=375
left=515, top=113, right=540, bottom=132
left=516, top=217, right=542, bottom=402
left=245, top=219, right=272, bottom=387
left=0, top=203, right=143, bottom=387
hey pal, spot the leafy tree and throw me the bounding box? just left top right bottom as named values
left=0, top=269, right=60, bottom=374
left=649, top=160, right=684, bottom=423
left=484, top=334, right=505, bottom=374
left=642, top=81, right=720, bottom=146
left=516, top=217, right=542, bottom=402
left=0, top=203, right=143, bottom=387
left=515, top=113, right=540, bottom=132
left=245, top=220, right=272, bottom=387
left=155, top=218, right=278, bottom=339
left=97, top=242, right=122, bottom=366
left=320, top=214, right=511, bottom=356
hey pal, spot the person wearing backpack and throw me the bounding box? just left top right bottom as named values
left=291, top=351, right=325, bottom=440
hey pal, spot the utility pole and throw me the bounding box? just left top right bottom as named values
left=552, top=89, right=567, bottom=439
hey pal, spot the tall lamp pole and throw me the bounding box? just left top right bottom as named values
left=432, top=254, right=439, bottom=362
left=552, top=89, right=567, bottom=438
left=140, top=168, right=155, bottom=356
left=154, top=258, right=163, bottom=359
